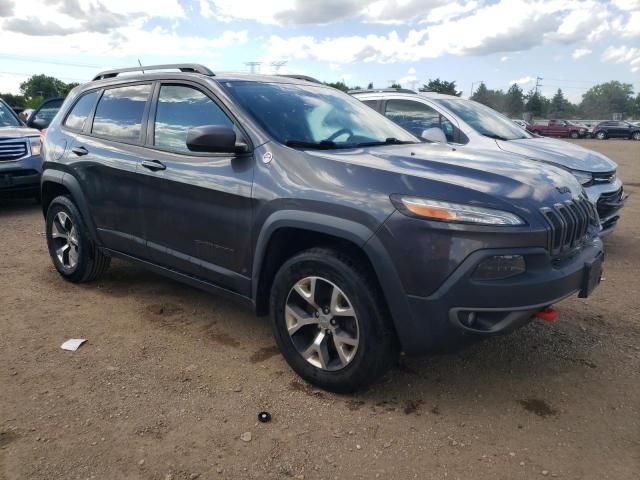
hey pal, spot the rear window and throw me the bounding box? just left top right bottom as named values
left=64, top=91, right=99, bottom=131
left=92, top=84, right=151, bottom=142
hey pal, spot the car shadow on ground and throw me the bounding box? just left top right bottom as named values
left=84, top=258, right=604, bottom=412
left=0, top=198, right=40, bottom=217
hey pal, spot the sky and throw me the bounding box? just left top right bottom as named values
left=0, top=0, right=638, bottom=102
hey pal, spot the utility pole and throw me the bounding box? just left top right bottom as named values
left=244, top=62, right=262, bottom=74
left=470, top=80, right=483, bottom=97
left=534, top=76, right=543, bottom=95
left=270, top=60, right=287, bottom=73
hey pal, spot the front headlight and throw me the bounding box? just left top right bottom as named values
left=29, top=137, right=41, bottom=156
left=570, top=169, right=592, bottom=186
left=393, top=195, right=525, bottom=225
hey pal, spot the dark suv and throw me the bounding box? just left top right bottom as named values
left=592, top=121, right=640, bottom=140
left=41, top=64, right=604, bottom=392
left=0, top=98, right=43, bottom=199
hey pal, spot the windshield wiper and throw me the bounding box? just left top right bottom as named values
left=481, top=133, right=509, bottom=141
left=355, top=137, right=415, bottom=147
left=285, top=139, right=340, bottom=150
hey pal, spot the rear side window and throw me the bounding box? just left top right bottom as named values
left=154, top=84, right=233, bottom=153
left=64, top=91, right=99, bottom=131
left=361, top=100, right=378, bottom=110
left=92, top=84, right=151, bottom=142
left=385, top=99, right=455, bottom=142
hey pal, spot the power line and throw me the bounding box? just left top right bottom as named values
left=0, top=54, right=105, bottom=69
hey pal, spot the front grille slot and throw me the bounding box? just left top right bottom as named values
left=0, top=141, right=28, bottom=161
left=541, top=197, right=598, bottom=255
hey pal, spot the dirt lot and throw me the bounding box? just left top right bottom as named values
left=1, top=139, right=639, bottom=480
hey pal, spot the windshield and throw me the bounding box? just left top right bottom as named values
left=433, top=97, right=531, bottom=141
left=221, top=81, right=419, bottom=148
left=0, top=101, right=21, bottom=127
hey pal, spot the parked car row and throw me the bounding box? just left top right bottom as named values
left=0, top=64, right=626, bottom=391
left=510, top=117, right=640, bottom=141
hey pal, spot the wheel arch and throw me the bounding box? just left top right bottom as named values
left=252, top=211, right=413, bottom=349
left=41, top=169, right=98, bottom=241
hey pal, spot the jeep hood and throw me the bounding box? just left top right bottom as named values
left=0, top=126, right=39, bottom=139
left=495, top=136, right=616, bottom=173
left=306, top=142, right=584, bottom=207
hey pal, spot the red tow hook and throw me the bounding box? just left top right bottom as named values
left=536, top=307, right=558, bottom=322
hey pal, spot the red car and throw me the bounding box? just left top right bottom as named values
left=527, top=119, right=589, bottom=138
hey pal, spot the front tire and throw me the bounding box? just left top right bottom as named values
left=632, top=131, right=640, bottom=141
left=595, top=131, right=607, bottom=140
left=569, top=131, right=579, bottom=139
left=270, top=248, right=397, bottom=393
left=46, top=195, right=110, bottom=283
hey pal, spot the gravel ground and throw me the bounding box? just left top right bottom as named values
left=1, top=139, right=639, bottom=480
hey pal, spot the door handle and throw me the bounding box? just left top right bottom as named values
left=71, top=146, right=88, bottom=156
left=141, top=160, right=166, bottom=171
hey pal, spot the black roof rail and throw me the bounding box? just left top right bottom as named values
left=348, top=88, right=417, bottom=95
left=92, top=63, right=214, bottom=81
left=277, top=74, right=322, bottom=84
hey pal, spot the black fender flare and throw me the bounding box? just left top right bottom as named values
left=41, top=169, right=99, bottom=242
left=251, top=210, right=413, bottom=347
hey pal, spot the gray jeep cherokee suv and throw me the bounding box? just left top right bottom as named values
left=41, top=65, right=604, bottom=392
left=0, top=98, right=43, bottom=199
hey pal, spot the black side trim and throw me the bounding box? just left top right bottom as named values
left=102, top=248, right=254, bottom=308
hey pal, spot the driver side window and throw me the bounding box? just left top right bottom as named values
left=154, top=84, right=234, bottom=153
left=385, top=99, right=455, bottom=142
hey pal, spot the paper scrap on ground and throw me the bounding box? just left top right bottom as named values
left=61, top=339, right=87, bottom=351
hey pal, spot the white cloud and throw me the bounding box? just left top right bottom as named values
left=612, top=0, right=640, bottom=12
left=265, top=1, right=623, bottom=64
left=509, top=76, right=534, bottom=86
left=0, top=0, right=247, bottom=62
left=398, top=66, right=418, bottom=87
left=500, top=56, right=509, bottom=62
left=602, top=45, right=640, bottom=72
left=572, top=48, right=592, bottom=59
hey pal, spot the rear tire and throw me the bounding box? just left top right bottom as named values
left=46, top=195, right=110, bottom=283
left=632, top=131, right=640, bottom=141
left=270, top=248, right=397, bottom=393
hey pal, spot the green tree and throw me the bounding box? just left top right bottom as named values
left=470, top=82, right=505, bottom=111
left=367, top=82, right=374, bottom=89
left=0, top=93, right=27, bottom=108
left=390, top=82, right=402, bottom=89
left=419, top=78, right=461, bottom=96
left=325, top=81, right=350, bottom=92
left=525, top=89, right=544, bottom=117
left=579, top=81, right=635, bottom=118
left=20, top=74, right=68, bottom=99
left=504, top=83, right=525, bottom=117
left=549, top=88, right=574, bottom=118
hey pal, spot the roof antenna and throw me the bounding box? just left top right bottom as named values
left=137, top=59, right=145, bottom=74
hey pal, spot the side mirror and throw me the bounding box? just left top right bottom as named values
left=186, top=125, right=248, bottom=154
left=27, top=117, right=48, bottom=130
left=421, top=127, right=447, bottom=144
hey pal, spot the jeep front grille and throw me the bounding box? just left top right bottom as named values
left=0, top=141, right=28, bottom=161
left=541, top=197, right=599, bottom=255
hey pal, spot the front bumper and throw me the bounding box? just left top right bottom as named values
left=0, top=154, right=42, bottom=195
left=400, top=238, right=603, bottom=354
left=584, top=179, right=625, bottom=235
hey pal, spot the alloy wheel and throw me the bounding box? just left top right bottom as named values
left=285, top=276, right=359, bottom=371
left=51, top=211, right=79, bottom=269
